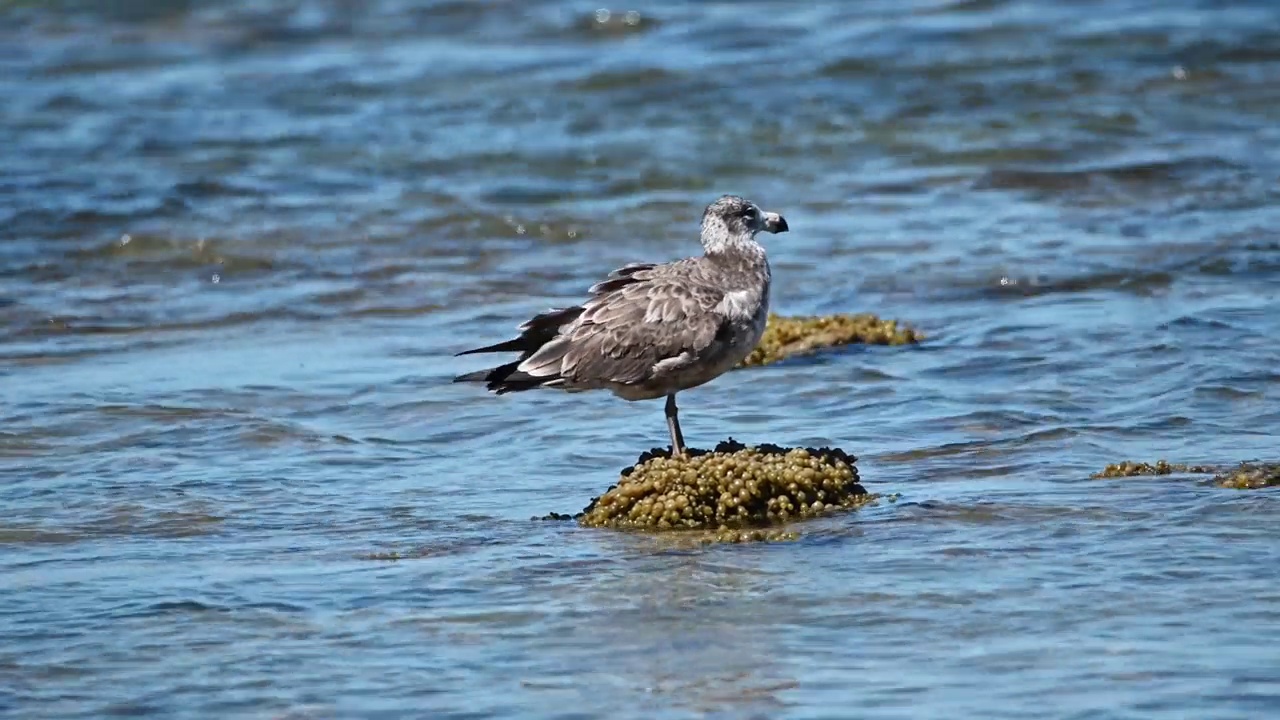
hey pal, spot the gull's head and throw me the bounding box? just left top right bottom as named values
left=701, top=195, right=789, bottom=248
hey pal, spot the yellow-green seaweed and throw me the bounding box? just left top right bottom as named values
left=738, top=313, right=923, bottom=368
left=1091, top=459, right=1280, bottom=489
left=1090, top=460, right=1215, bottom=478
left=1212, top=463, right=1280, bottom=490
left=576, top=439, right=872, bottom=541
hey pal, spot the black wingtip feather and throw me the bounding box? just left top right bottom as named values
left=453, top=360, right=558, bottom=395
left=455, top=305, right=584, bottom=390
left=455, top=337, right=529, bottom=356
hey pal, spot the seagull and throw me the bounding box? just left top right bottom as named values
left=453, top=194, right=789, bottom=457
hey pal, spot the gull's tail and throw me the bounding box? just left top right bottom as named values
left=453, top=306, right=584, bottom=394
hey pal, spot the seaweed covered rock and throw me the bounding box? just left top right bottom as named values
left=1212, top=462, right=1280, bottom=490
left=1090, top=460, right=1215, bottom=478
left=738, top=313, right=922, bottom=368
left=578, top=439, right=871, bottom=536
left=1091, top=459, right=1280, bottom=489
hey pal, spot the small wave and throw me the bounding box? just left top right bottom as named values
left=566, top=67, right=685, bottom=93
left=67, top=233, right=276, bottom=272
left=5, top=310, right=319, bottom=343
left=0, top=527, right=81, bottom=545
left=144, top=600, right=230, bottom=615
left=980, top=269, right=1176, bottom=299
left=2, top=509, right=225, bottom=546
left=1148, top=32, right=1280, bottom=67
left=562, top=8, right=660, bottom=41
left=974, top=156, right=1248, bottom=195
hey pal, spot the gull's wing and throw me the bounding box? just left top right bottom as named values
left=454, top=262, right=658, bottom=360
left=516, top=261, right=728, bottom=387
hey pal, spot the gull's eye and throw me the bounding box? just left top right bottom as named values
left=738, top=206, right=757, bottom=219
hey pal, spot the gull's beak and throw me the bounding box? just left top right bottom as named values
left=762, top=211, right=789, bottom=234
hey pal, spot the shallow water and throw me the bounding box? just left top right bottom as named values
left=3, top=0, right=1280, bottom=717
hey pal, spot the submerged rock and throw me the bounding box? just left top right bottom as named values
left=1090, top=460, right=1215, bottom=478
left=1212, top=462, right=1280, bottom=490
left=738, top=313, right=922, bottom=368
left=576, top=439, right=872, bottom=541
left=1092, top=459, right=1280, bottom=489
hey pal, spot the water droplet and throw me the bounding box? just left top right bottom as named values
left=625, top=10, right=641, bottom=25
left=119, top=234, right=131, bottom=246
left=595, top=9, right=611, bottom=24
left=211, top=274, right=221, bottom=284
left=515, top=225, right=526, bottom=234
left=1172, top=65, right=1188, bottom=80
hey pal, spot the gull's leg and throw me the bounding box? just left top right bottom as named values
left=665, top=393, right=687, bottom=457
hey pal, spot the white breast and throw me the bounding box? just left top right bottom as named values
left=716, top=289, right=761, bottom=321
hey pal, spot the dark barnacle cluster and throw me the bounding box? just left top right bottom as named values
left=738, top=313, right=923, bottom=368
left=577, top=439, right=871, bottom=539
